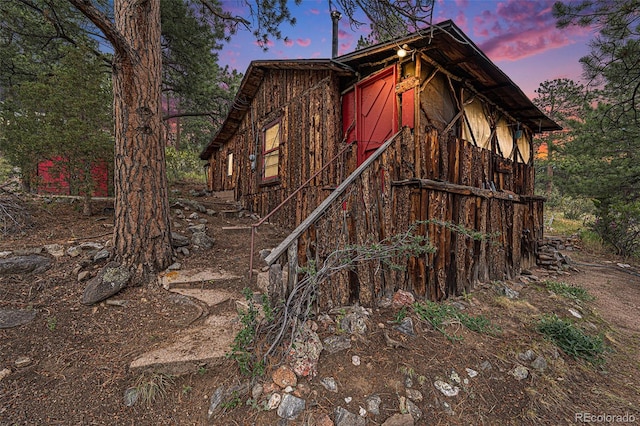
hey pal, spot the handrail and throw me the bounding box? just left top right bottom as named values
left=264, top=129, right=403, bottom=266
left=249, top=142, right=354, bottom=278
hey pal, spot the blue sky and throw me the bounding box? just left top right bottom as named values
left=218, top=0, right=594, bottom=99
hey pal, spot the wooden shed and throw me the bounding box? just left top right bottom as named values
left=200, top=20, right=560, bottom=308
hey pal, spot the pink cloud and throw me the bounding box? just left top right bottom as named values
left=297, top=38, right=312, bottom=47
left=284, top=39, right=294, bottom=47
left=470, top=0, right=589, bottom=62
left=309, top=8, right=320, bottom=15
left=481, top=25, right=573, bottom=61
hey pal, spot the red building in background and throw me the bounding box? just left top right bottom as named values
left=36, top=157, right=110, bottom=197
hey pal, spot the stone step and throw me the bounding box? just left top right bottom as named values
left=168, top=287, right=235, bottom=308
left=159, top=268, right=242, bottom=290
left=129, top=313, right=240, bottom=375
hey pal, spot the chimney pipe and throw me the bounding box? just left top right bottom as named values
left=331, top=10, right=341, bottom=58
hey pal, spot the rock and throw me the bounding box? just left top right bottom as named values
left=517, top=349, right=536, bottom=363
left=206, top=209, right=216, bottom=216
left=465, top=367, right=478, bottom=378
left=405, top=399, right=423, bottom=420
left=80, top=242, right=104, bottom=251
left=284, top=385, right=294, bottom=393
left=191, top=232, right=214, bottom=249
left=188, top=212, right=200, bottom=220
left=267, top=393, right=282, bottom=410
left=405, top=388, right=423, bottom=402
left=187, top=223, right=206, bottom=233
left=14, top=356, right=32, bottom=368
left=351, top=355, right=361, bottom=366
left=272, top=365, right=297, bottom=388
left=207, top=386, right=225, bottom=418
left=81, top=262, right=130, bottom=305
left=43, top=244, right=65, bottom=258
left=289, top=321, right=323, bottom=377
left=323, top=335, right=352, bottom=354
left=251, top=383, right=263, bottom=401
left=277, top=393, right=305, bottom=420
left=167, top=262, right=182, bottom=271
left=434, top=380, right=459, bottom=397
left=503, top=286, right=519, bottom=299
left=392, top=290, right=415, bottom=308
left=450, top=370, right=461, bottom=384
left=0, top=308, right=37, bottom=329
left=77, top=271, right=91, bottom=282
left=0, top=251, right=12, bottom=258
left=171, top=232, right=190, bottom=248
left=0, top=368, right=11, bottom=382
left=340, top=312, right=368, bottom=334
left=66, top=246, right=83, bottom=257
left=0, top=255, right=53, bottom=275
left=178, top=247, right=190, bottom=256
left=256, top=271, right=270, bottom=293
left=382, top=413, right=414, bottom=426
left=93, top=249, right=110, bottom=262
left=531, top=356, right=548, bottom=372
left=568, top=308, right=582, bottom=319
left=320, top=377, right=338, bottom=393
left=510, top=365, right=529, bottom=380
left=344, top=397, right=352, bottom=404
left=365, top=395, right=381, bottom=415
left=334, top=406, right=365, bottom=426
left=124, top=387, right=139, bottom=407
left=259, top=249, right=272, bottom=260
left=394, top=317, right=415, bottom=336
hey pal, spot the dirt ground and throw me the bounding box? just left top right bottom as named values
left=1, top=182, right=639, bottom=425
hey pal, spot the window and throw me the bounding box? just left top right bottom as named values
left=227, top=152, right=233, bottom=176
left=262, top=120, right=281, bottom=181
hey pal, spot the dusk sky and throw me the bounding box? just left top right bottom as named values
left=218, top=0, right=595, bottom=99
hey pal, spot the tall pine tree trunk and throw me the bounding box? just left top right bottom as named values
left=111, top=0, right=172, bottom=282
left=69, top=0, right=173, bottom=284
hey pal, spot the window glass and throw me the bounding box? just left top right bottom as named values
left=227, top=152, right=233, bottom=176
left=263, top=121, right=280, bottom=180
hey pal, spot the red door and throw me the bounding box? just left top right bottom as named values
left=356, top=66, right=398, bottom=165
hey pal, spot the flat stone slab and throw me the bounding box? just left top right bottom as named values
left=129, top=313, right=239, bottom=375
left=168, top=288, right=234, bottom=307
left=159, top=268, right=241, bottom=289
left=0, top=308, right=37, bottom=329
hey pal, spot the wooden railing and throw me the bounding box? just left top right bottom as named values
left=248, top=142, right=354, bottom=278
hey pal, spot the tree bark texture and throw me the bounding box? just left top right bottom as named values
left=111, top=0, right=172, bottom=282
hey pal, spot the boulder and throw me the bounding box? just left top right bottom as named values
left=81, top=262, right=130, bottom=305
left=0, top=255, right=52, bottom=275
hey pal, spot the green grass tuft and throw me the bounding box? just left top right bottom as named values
left=537, top=314, right=605, bottom=364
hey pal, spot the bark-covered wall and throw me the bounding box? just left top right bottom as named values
left=268, top=129, right=543, bottom=308
left=208, top=68, right=352, bottom=224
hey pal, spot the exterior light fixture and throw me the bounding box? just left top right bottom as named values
left=397, top=44, right=409, bottom=58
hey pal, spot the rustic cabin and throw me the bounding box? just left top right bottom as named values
left=200, top=20, right=560, bottom=309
